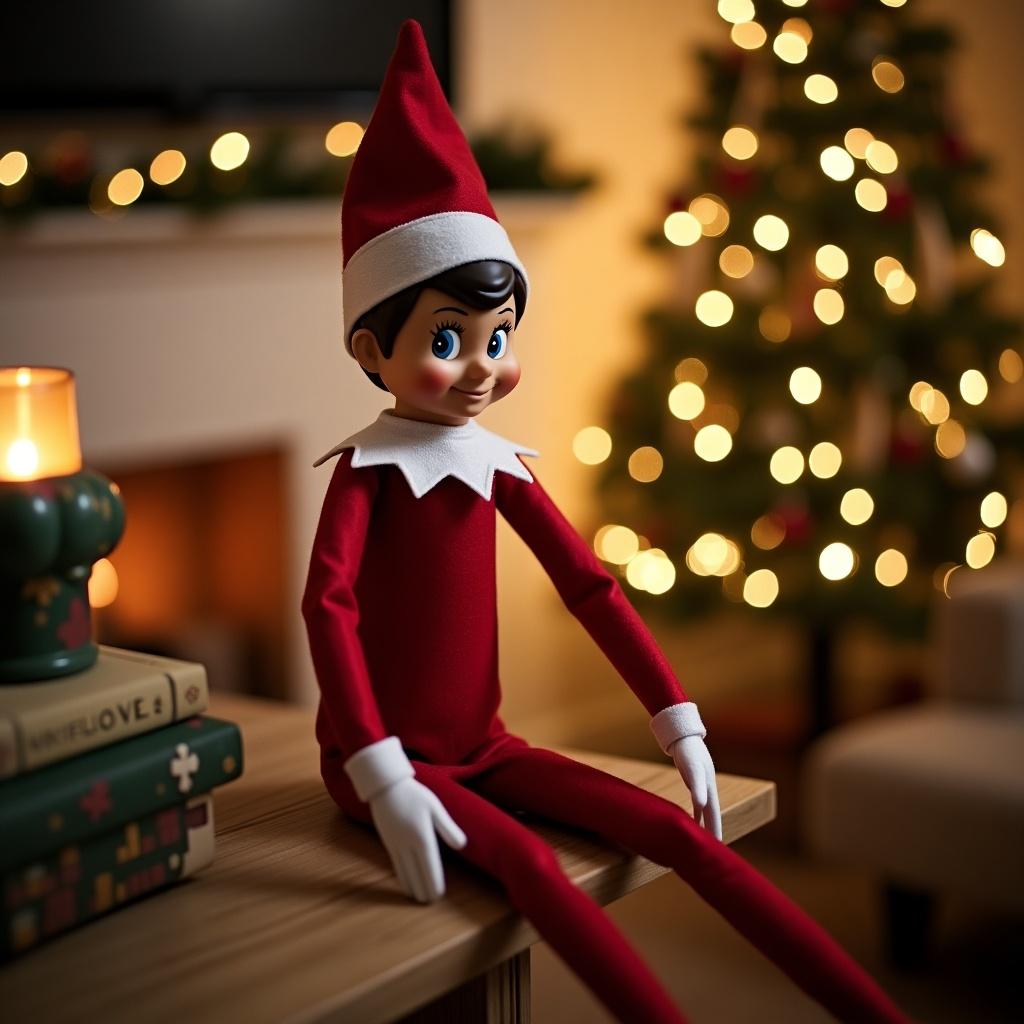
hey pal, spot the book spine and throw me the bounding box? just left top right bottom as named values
left=0, top=716, right=242, bottom=872
left=2, top=793, right=215, bottom=961
left=0, top=661, right=209, bottom=780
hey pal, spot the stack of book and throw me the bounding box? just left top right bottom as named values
left=0, top=646, right=243, bottom=961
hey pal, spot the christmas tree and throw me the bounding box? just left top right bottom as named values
left=591, top=0, right=1023, bottom=733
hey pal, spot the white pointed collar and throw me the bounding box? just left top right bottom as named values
left=314, top=409, right=539, bottom=500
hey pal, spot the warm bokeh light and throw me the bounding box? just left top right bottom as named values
left=789, top=366, right=822, bottom=404
left=325, top=121, right=364, bottom=157
left=874, top=256, right=905, bottom=288
left=696, top=290, right=734, bottom=326
left=720, top=244, right=755, bottom=278
left=743, top=569, right=779, bottom=608
left=674, top=357, right=708, bottom=384
left=935, top=419, right=967, bottom=459
left=694, top=424, right=733, bottom=461
left=855, top=178, right=888, bottom=212
left=844, top=128, right=874, bottom=159
left=865, top=140, right=898, bottom=174
left=872, top=59, right=905, bottom=93
left=840, top=488, right=874, bottom=526
left=819, top=542, right=855, bottom=581
left=809, top=441, right=842, bottom=478
left=0, top=150, right=29, bottom=186
left=628, top=446, right=664, bottom=483
left=820, top=146, right=855, bottom=181
left=999, top=348, right=1023, bottom=383
left=980, top=491, right=1008, bottom=528
left=782, top=17, right=812, bottom=43
left=690, top=194, right=730, bottom=237
left=149, top=149, right=186, bottom=186
left=626, top=548, right=677, bottom=595
left=89, top=557, right=120, bottom=608
left=572, top=426, right=612, bottom=464
left=595, top=524, right=639, bottom=564
left=885, top=271, right=917, bottom=305
left=753, top=214, right=789, bottom=251
left=668, top=381, right=706, bottom=420
left=107, top=168, right=144, bottom=206
left=970, top=228, right=1006, bottom=267
left=959, top=369, right=988, bottom=405
left=717, top=0, right=755, bottom=23
left=731, top=21, right=767, bottom=48
left=875, top=549, right=908, bottom=587
left=759, top=307, right=791, bottom=342
left=769, top=446, right=804, bottom=484
left=965, top=532, right=996, bottom=569
left=687, top=532, right=741, bottom=577
left=919, top=388, right=950, bottom=425
left=773, top=31, right=808, bottom=64
left=210, top=131, right=250, bottom=171
left=815, top=244, right=849, bottom=280
left=751, top=513, right=786, bottom=550
left=813, top=288, right=845, bottom=325
left=908, top=381, right=931, bottom=412
left=664, top=210, right=702, bottom=246
left=722, top=126, right=759, bottom=160
left=804, top=74, right=838, bottom=104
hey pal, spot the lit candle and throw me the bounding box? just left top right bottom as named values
left=0, top=366, right=82, bottom=482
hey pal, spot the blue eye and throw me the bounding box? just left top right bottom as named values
left=487, top=328, right=508, bottom=359
left=431, top=328, right=461, bottom=360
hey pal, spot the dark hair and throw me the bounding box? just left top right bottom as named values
left=351, top=259, right=528, bottom=392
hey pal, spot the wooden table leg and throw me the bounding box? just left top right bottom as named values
left=396, top=949, right=531, bottom=1023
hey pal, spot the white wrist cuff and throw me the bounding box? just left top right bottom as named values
left=343, top=736, right=415, bottom=801
left=650, top=701, right=706, bottom=756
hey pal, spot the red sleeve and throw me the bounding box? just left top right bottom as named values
left=301, top=449, right=389, bottom=754
left=495, top=465, right=689, bottom=714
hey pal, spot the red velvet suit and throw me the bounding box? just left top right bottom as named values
left=303, top=444, right=908, bottom=1024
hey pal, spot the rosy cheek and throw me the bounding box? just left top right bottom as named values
left=417, top=366, right=453, bottom=394
left=495, top=364, right=522, bottom=396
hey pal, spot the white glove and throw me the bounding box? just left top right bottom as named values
left=368, top=777, right=467, bottom=902
left=344, top=736, right=467, bottom=903
left=650, top=701, right=723, bottom=841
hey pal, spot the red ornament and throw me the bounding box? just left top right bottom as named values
left=889, top=427, right=925, bottom=467
left=775, top=502, right=813, bottom=547
left=882, top=182, right=913, bottom=222
left=715, top=164, right=756, bottom=198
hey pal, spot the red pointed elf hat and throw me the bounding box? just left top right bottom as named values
left=340, top=19, right=528, bottom=353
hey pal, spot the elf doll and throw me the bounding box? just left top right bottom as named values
left=303, top=20, right=909, bottom=1024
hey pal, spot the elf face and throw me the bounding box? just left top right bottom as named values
left=356, top=286, right=522, bottom=426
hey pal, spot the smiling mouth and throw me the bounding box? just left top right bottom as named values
left=452, top=386, right=493, bottom=398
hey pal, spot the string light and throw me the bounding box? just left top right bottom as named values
left=210, top=132, right=250, bottom=171
left=694, top=424, right=733, bottom=461
left=965, top=532, right=996, bottom=569
left=0, top=151, right=29, bottom=186
left=885, top=271, right=917, bottom=305
left=573, top=426, right=612, bottom=464
left=804, top=74, right=838, bottom=104
left=998, top=348, right=1023, bottom=382
left=743, top=569, right=779, bottom=607
left=751, top=514, right=786, bottom=550
left=773, top=31, right=808, bottom=64
left=720, top=244, right=755, bottom=278
left=325, top=121, right=364, bottom=157
left=595, top=525, right=639, bottom=564
left=626, top=548, right=677, bottom=594
left=960, top=369, right=988, bottom=405
left=875, top=549, right=908, bottom=587
left=722, top=126, right=759, bottom=160
left=717, top=0, right=755, bottom=24
left=687, top=533, right=741, bottom=576
left=690, top=194, right=730, bottom=236
left=935, top=419, right=967, bottom=458
left=107, top=168, right=144, bottom=206
left=664, top=210, right=702, bottom=246
left=88, top=558, right=119, bottom=608
left=813, top=288, right=845, bottom=324
left=874, top=256, right=905, bottom=288
left=731, top=21, right=767, bottom=49
left=819, top=542, right=855, bottom=581
left=674, top=357, right=708, bottom=384
left=908, top=381, right=931, bottom=411
left=871, top=58, right=906, bottom=93
left=865, top=140, right=899, bottom=174
left=980, top=491, right=1008, bottom=528
left=628, top=446, right=664, bottom=483
left=820, top=146, right=855, bottom=181
left=919, top=388, right=950, bottom=424
left=668, top=381, right=706, bottom=420
left=753, top=214, right=789, bottom=250
left=769, top=446, right=804, bottom=484
left=970, top=229, right=1006, bottom=267
left=149, top=150, right=186, bottom=186
left=789, top=366, right=822, bottom=404
left=840, top=488, right=874, bottom=525
left=781, top=18, right=813, bottom=44
left=759, top=306, right=791, bottom=342
left=696, top=290, right=734, bottom=326
left=844, top=128, right=874, bottom=159
left=855, top=178, right=887, bottom=211
left=809, top=441, right=842, bottom=478
left=815, top=244, right=849, bottom=280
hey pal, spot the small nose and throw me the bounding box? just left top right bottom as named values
left=465, top=354, right=492, bottom=382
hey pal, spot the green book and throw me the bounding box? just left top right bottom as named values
left=0, top=715, right=242, bottom=872
left=2, top=793, right=215, bottom=961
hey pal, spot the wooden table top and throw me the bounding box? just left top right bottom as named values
left=0, top=692, right=775, bottom=1024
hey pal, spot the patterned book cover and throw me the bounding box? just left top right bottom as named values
left=0, top=715, right=242, bottom=872
left=0, top=646, right=209, bottom=780
left=2, top=793, right=215, bottom=961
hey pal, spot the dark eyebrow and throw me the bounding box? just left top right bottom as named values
left=433, top=305, right=468, bottom=315
left=496, top=307, right=513, bottom=315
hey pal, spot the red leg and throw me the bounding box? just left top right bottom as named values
left=468, top=746, right=912, bottom=1024
left=408, top=763, right=689, bottom=1024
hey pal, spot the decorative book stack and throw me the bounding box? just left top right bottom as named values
left=0, top=646, right=244, bottom=960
